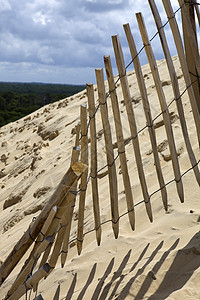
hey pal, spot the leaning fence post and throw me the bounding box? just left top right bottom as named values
left=123, top=23, right=168, bottom=210
left=104, top=55, right=135, bottom=229
left=5, top=236, right=53, bottom=299
left=136, top=12, right=184, bottom=203
left=87, top=83, right=102, bottom=245
left=95, top=68, right=119, bottom=239
left=37, top=211, right=61, bottom=270
left=16, top=205, right=57, bottom=279
left=148, top=0, right=200, bottom=185
left=77, top=104, right=89, bottom=255
left=7, top=263, right=51, bottom=300
left=49, top=140, right=81, bottom=270
left=179, top=0, right=200, bottom=114
left=0, top=161, right=87, bottom=287
left=162, top=0, right=200, bottom=145
left=112, top=34, right=153, bottom=222
left=61, top=125, right=81, bottom=268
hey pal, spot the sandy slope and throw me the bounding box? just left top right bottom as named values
left=0, top=55, right=200, bottom=300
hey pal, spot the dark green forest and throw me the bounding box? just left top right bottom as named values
left=0, top=82, right=85, bottom=127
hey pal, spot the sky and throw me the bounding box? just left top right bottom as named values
left=0, top=0, right=192, bottom=85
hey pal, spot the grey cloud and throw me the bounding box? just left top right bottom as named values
left=0, top=0, right=192, bottom=85
left=0, top=0, right=12, bottom=12
left=82, top=0, right=129, bottom=13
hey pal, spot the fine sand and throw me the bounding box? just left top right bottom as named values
left=0, top=55, right=200, bottom=299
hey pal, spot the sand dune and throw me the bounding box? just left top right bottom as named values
left=0, top=55, right=200, bottom=299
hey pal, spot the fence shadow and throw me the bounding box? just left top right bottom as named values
left=63, top=233, right=200, bottom=299
left=65, top=273, right=77, bottom=300
left=134, top=238, right=179, bottom=300
left=64, top=243, right=149, bottom=299
left=91, top=257, right=115, bottom=300
left=77, top=263, right=97, bottom=300
left=98, top=249, right=132, bottom=300
left=147, top=231, right=200, bottom=300
left=116, top=241, right=164, bottom=299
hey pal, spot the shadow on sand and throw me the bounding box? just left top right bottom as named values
left=64, top=243, right=149, bottom=299
left=64, top=231, right=200, bottom=299
left=147, top=231, right=200, bottom=299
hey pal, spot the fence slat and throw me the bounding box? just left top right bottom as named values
left=61, top=127, right=81, bottom=268
left=162, top=0, right=200, bottom=144
left=0, top=162, right=87, bottom=287
left=104, top=55, right=135, bottom=229
left=38, top=146, right=81, bottom=274
left=148, top=0, right=200, bottom=185
left=48, top=144, right=81, bottom=272
left=38, top=213, right=61, bottom=268
left=112, top=35, right=153, bottom=222
left=8, top=263, right=51, bottom=300
left=87, top=83, right=102, bottom=244
left=179, top=0, right=200, bottom=114
left=74, top=122, right=81, bottom=149
left=95, top=68, right=119, bottom=238
left=33, top=206, right=68, bottom=292
left=6, top=236, right=53, bottom=299
left=16, top=205, right=57, bottom=280
left=123, top=23, right=168, bottom=211
left=36, top=206, right=58, bottom=244
left=26, top=147, right=81, bottom=290
left=136, top=12, right=184, bottom=203
left=77, top=104, right=89, bottom=254
left=50, top=137, right=81, bottom=270
left=60, top=185, right=79, bottom=267
left=48, top=206, right=71, bottom=272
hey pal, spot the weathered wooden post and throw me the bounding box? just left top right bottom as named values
left=179, top=0, right=200, bottom=114
left=162, top=0, right=200, bottom=145
left=104, top=55, right=136, bottom=229
left=112, top=34, right=153, bottom=222
left=87, top=83, right=102, bottom=245
left=95, top=68, right=120, bottom=238
left=123, top=23, right=168, bottom=210
left=77, top=104, right=89, bottom=255
left=136, top=12, right=184, bottom=203
left=148, top=0, right=200, bottom=185
left=0, top=161, right=87, bottom=287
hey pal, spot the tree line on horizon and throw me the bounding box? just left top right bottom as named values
left=0, top=82, right=85, bottom=127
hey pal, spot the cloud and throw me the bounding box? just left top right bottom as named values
left=0, top=0, right=11, bottom=12
left=0, top=0, right=196, bottom=84
left=82, top=0, right=128, bottom=13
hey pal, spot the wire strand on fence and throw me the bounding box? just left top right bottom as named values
left=22, top=1, right=200, bottom=298
left=25, top=154, right=200, bottom=300
left=24, top=0, right=199, bottom=262
left=66, top=158, right=200, bottom=246
left=75, top=76, right=199, bottom=196
left=186, top=1, right=200, bottom=5
left=76, top=0, right=200, bottom=197
left=80, top=1, right=200, bottom=141
left=25, top=145, right=200, bottom=290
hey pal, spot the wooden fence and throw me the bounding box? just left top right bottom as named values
left=0, top=0, right=200, bottom=299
